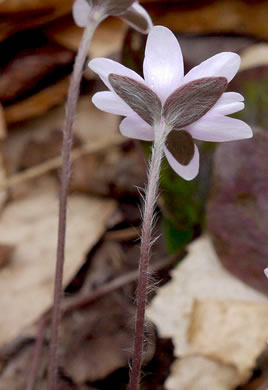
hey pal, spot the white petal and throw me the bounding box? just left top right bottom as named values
left=187, top=112, right=253, bottom=142
left=164, top=144, right=199, bottom=181
left=89, top=58, right=145, bottom=90
left=120, top=114, right=154, bottom=141
left=264, top=268, right=268, bottom=279
left=120, top=2, right=153, bottom=34
left=212, top=92, right=245, bottom=115
left=184, top=52, right=241, bottom=84
left=143, top=26, right=184, bottom=102
left=72, top=0, right=91, bottom=28
left=92, top=91, right=134, bottom=116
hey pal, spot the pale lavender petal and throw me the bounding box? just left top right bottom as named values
left=120, top=114, right=154, bottom=141
left=164, top=144, right=199, bottom=181
left=72, top=0, right=91, bottom=28
left=187, top=112, right=253, bottom=142
left=143, top=26, right=184, bottom=102
left=264, top=268, right=268, bottom=279
left=120, top=2, right=153, bottom=34
left=92, top=91, right=134, bottom=116
left=212, top=92, right=245, bottom=115
left=184, top=52, right=241, bottom=84
left=89, top=58, right=145, bottom=90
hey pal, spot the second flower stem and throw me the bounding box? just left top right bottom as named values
left=129, top=120, right=167, bottom=390
left=47, top=12, right=102, bottom=390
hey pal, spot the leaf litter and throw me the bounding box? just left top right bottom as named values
left=148, top=236, right=268, bottom=390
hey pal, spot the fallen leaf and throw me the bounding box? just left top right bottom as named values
left=166, top=356, right=239, bottom=390
left=4, top=76, right=70, bottom=124
left=188, top=299, right=268, bottom=380
left=71, top=143, right=146, bottom=198
left=148, top=236, right=268, bottom=389
left=5, top=95, right=120, bottom=175
left=19, top=128, right=81, bottom=170
left=0, top=0, right=73, bottom=41
left=0, top=175, right=116, bottom=346
left=61, top=294, right=138, bottom=383
left=240, top=43, right=268, bottom=71
left=207, top=132, right=268, bottom=295
left=0, top=42, right=74, bottom=103
left=0, top=0, right=72, bottom=12
left=0, top=244, right=14, bottom=268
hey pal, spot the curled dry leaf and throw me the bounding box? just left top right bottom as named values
left=148, top=236, right=268, bottom=390
left=0, top=176, right=116, bottom=346
left=0, top=0, right=72, bottom=12
left=4, top=76, right=70, bottom=124
left=0, top=0, right=73, bottom=41
left=0, top=43, right=74, bottom=103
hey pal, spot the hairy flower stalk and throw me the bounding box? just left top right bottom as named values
left=129, top=120, right=166, bottom=390
left=47, top=10, right=103, bottom=390
left=89, top=25, right=252, bottom=390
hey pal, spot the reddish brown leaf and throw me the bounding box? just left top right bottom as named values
left=207, top=132, right=268, bottom=295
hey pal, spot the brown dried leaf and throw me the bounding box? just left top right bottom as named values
left=0, top=244, right=14, bottom=269
left=71, top=144, right=146, bottom=197
left=61, top=294, right=137, bottom=382
left=19, top=129, right=81, bottom=170
left=0, top=0, right=72, bottom=12
left=0, top=176, right=116, bottom=346
left=0, top=44, right=74, bottom=103
left=0, top=0, right=73, bottom=41
left=4, top=76, right=70, bottom=124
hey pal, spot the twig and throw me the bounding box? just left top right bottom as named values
left=0, top=135, right=123, bottom=191
left=62, top=253, right=177, bottom=314
left=27, top=253, right=177, bottom=390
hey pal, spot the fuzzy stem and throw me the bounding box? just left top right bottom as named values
left=47, top=11, right=103, bottom=390
left=128, top=120, right=167, bottom=390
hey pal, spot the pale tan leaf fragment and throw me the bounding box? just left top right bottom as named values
left=148, top=236, right=268, bottom=355
left=187, top=299, right=268, bottom=380
left=148, top=236, right=268, bottom=389
left=166, top=356, right=239, bottom=390
left=240, top=43, right=268, bottom=71
left=0, top=176, right=116, bottom=346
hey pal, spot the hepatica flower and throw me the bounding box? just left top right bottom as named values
left=73, top=0, right=152, bottom=33
left=90, top=26, right=252, bottom=180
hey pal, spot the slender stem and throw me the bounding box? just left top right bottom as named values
left=128, top=120, right=167, bottom=390
left=47, top=11, right=103, bottom=390
left=26, top=318, right=47, bottom=390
